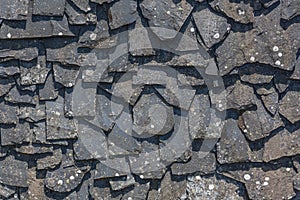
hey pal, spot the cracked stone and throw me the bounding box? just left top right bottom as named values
left=53, top=63, right=79, bottom=87
left=108, top=0, right=137, bottom=29
left=0, top=0, right=29, bottom=20
left=0, top=78, right=15, bottom=97
left=279, top=90, right=300, bottom=123
left=193, top=7, right=231, bottom=48
left=133, top=93, right=175, bottom=137
left=258, top=87, right=279, bottom=116
left=0, top=103, right=18, bottom=124
left=37, top=148, right=62, bottom=170
left=5, top=85, right=38, bottom=105
left=65, top=1, right=97, bottom=25
left=140, top=0, right=193, bottom=40
left=1, top=121, right=31, bottom=146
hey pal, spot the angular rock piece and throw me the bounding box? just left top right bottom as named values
left=46, top=96, right=77, bottom=140
left=158, top=171, right=186, bottom=200
left=171, top=152, right=216, bottom=175
left=94, top=158, right=129, bottom=179
left=238, top=99, right=283, bottom=141
left=133, top=93, right=174, bottom=137
left=108, top=0, right=137, bottom=29
left=0, top=0, right=29, bottom=20
left=0, top=78, right=15, bottom=97
left=210, top=0, right=254, bottom=24
left=0, top=48, right=38, bottom=62
left=53, top=64, right=79, bottom=87
left=45, top=166, right=86, bottom=192
left=133, top=65, right=173, bottom=85
left=217, top=119, right=251, bottom=164
left=239, top=65, right=274, bottom=84
left=5, top=86, right=38, bottom=105
left=281, top=0, right=300, bottom=20
left=0, top=156, right=28, bottom=187
left=37, top=148, right=62, bottom=170
left=140, top=0, right=193, bottom=40
left=19, top=57, right=51, bottom=85
left=27, top=168, right=46, bottom=200
left=39, top=72, right=58, bottom=101
left=65, top=1, right=97, bottom=25
left=18, top=103, right=46, bottom=122
left=33, top=0, right=65, bottom=16
left=193, top=8, right=231, bottom=48
left=279, top=91, right=300, bottom=123
left=0, top=103, right=18, bottom=124
left=258, top=87, right=278, bottom=115
left=1, top=121, right=31, bottom=146
left=223, top=167, right=296, bottom=200
left=109, top=174, right=135, bottom=191
left=0, top=184, right=15, bottom=198
left=71, top=0, right=92, bottom=12
left=122, top=182, right=150, bottom=200
left=263, top=129, right=300, bottom=162
left=0, top=15, right=74, bottom=39
left=186, top=175, right=243, bottom=200
left=0, top=61, right=20, bottom=77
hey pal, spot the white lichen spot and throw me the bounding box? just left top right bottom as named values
left=58, top=32, right=63, bottom=36
left=115, top=173, right=120, bottom=176
left=265, top=177, right=270, bottom=181
left=256, top=181, right=260, bottom=185
left=7, top=33, right=12, bottom=38
left=273, top=46, right=279, bottom=52
left=238, top=9, right=245, bottom=15
left=190, top=27, right=195, bottom=33
left=213, top=33, right=220, bottom=39
left=263, top=181, right=269, bottom=186
left=278, top=52, right=283, bottom=57
left=57, top=180, right=63, bottom=185
left=208, top=184, right=215, bottom=190
left=77, top=170, right=82, bottom=174
left=244, top=174, right=251, bottom=181
left=166, top=10, right=171, bottom=15
left=150, top=124, right=155, bottom=128
left=250, top=56, right=255, bottom=62
left=89, top=33, right=97, bottom=40
left=286, top=168, right=291, bottom=172
left=140, top=175, right=144, bottom=179
left=128, top=197, right=133, bottom=200
left=275, top=60, right=281, bottom=66
left=70, top=175, right=75, bottom=180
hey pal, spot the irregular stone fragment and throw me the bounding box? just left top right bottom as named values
left=0, top=78, right=14, bottom=97
left=0, top=184, right=15, bottom=198
left=46, top=96, right=77, bottom=140
left=263, top=129, right=300, bottom=162
left=70, top=0, right=92, bottom=12
left=18, top=103, right=46, bottom=122
left=77, top=177, right=93, bottom=200
left=176, top=67, right=205, bottom=86
left=1, top=121, right=31, bottom=146
left=108, top=0, right=137, bottom=29
left=279, top=90, right=300, bottom=123
left=0, top=48, right=38, bottom=62
left=0, top=156, right=28, bottom=187
left=45, top=166, right=86, bottom=192
left=74, top=119, right=108, bottom=160
left=0, top=15, right=74, bottom=39
left=91, top=0, right=113, bottom=4
left=15, top=144, right=53, bottom=155
left=258, top=87, right=278, bottom=115
left=109, top=174, right=135, bottom=191
left=65, top=1, right=97, bottom=25
left=0, top=0, right=29, bottom=20
left=5, top=86, right=38, bottom=105
left=193, top=8, right=231, bottom=48
left=223, top=167, right=296, bottom=200
left=0, top=61, right=19, bottom=77
left=226, top=81, right=256, bottom=110
left=217, top=119, right=251, bottom=164
left=122, top=182, right=150, bottom=200
left=140, top=0, right=193, bottom=40
left=90, top=179, right=122, bottom=200
left=37, top=148, right=62, bottom=170
left=210, top=0, right=254, bottom=24
left=171, top=152, right=216, bottom=175
left=82, top=57, right=109, bottom=83
left=239, top=65, right=274, bottom=84
left=238, top=99, right=283, bottom=141
left=0, top=103, right=18, bottom=124
left=94, top=158, right=129, bottom=179
left=291, top=58, right=300, bottom=80
left=158, top=171, right=186, bottom=200
left=133, top=65, right=173, bottom=85
left=186, top=175, right=244, bottom=200
left=39, top=72, right=58, bottom=101
left=53, top=64, right=79, bottom=87
left=33, top=0, right=65, bottom=16
left=133, top=93, right=174, bottom=137
left=281, top=0, right=300, bottom=20
left=19, top=57, right=51, bottom=85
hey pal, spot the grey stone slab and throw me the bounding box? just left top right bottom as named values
left=259, top=87, right=279, bottom=115
left=0, top=156, right=28, bottom=187
left=279, top=90, right=300, bottom=123
left=1, top=121, right=31, bottom=146
left=0, top=48, right=38, bottom=62
left=94, top=158, right=129, bottom=179
left=46, top=96, right=77, bottom=140
left=15, top=144, right=53, bottom=155
left=281, top=0, right=300, bottom=20
left=171, top=152, right=216, bottom=175
left=39, top=72, right=58, bottom=101
left=27, top=168, right=46, bottom=200
left=217, top=119, right=251, bottom=164
left=140, top=0, right=193, bottom=40
left=121, top=182, right=150, bottom=200
left=5, top=86, right=38, bottom=105
left=33, top=0, right=65, bottom=16
left=108, top=0, right=137, bottom=29
left=0, top=78, right=15, bottom=97
left=0, top=184, right=15, bottom=198
left=0, top=15, right=74, bottom=39
left=37, top=148, right=62, bottom=170
left=70, top=0, right=92, bottom=12
left=0, top=61, right=20, bottom=78
left=0, top=0, right=29, bottom=20
left=0, top=103, right=18, bottom=124
left=18, top=103, right=46, bottom=122
left=210, top=0, right=254, bottom=24
left=193, top=8, right=231, bottom=48
left=65, top=1, right=97, bottom=25
left=53, top=63, right=79, bottom=87
left=109, top=174, right=135, bottom=191
left=133, top=93, right=175, bottom=137
left=158, top=171, right=186, bottom=200
left=239, top=65, right=274, bottom=84
left=45, top=166, right=86, bottom=192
